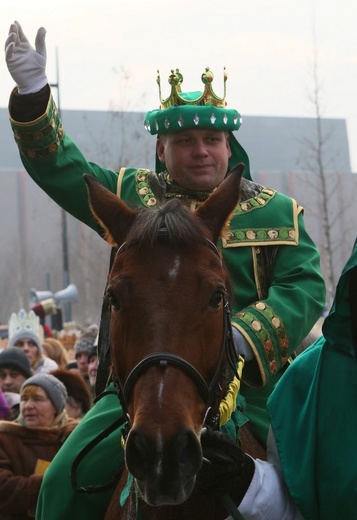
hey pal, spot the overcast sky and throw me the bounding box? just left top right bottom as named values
left=1, top=0, right=357, bottom=170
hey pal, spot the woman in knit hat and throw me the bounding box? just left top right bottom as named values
left=0, top=373, right=79, bottom=520
left=51, top=369, right=92, bottom=420
left=8, top=309, right=58, bottom=375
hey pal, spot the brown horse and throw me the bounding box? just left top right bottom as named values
left=84, top=164, right=252, bottom=519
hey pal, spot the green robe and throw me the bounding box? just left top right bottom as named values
left=268, top=239, right=357, bottom=519
left=8, top=86, right=326, bottom=519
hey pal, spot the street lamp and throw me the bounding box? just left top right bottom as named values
left=50, top=48, right=72, bottom=322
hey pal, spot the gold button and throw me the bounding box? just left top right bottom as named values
left=272, top=317, right=281, bottom=328
left=246, top=230, right=256, bottom=240
left=252, top=320, right=262, bottom=331
left=268, top=229, right=278, bottom=238
left=255, top=302, right=266, bottom=310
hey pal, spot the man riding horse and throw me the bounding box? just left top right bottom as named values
left=5, top=22, right=325, bottom=519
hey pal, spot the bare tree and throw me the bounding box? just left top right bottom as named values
left=296, top=24, right=353, bottom=306
left=308, top=34, right=334, bottom=304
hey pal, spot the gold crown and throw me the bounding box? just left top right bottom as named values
left=157, top=67, right=228, bottom=109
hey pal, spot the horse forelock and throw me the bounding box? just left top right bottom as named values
left=125, top=199, right=210, bottom=247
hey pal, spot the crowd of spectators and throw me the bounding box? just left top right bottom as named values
left=0, top=309, right=98, bottom=519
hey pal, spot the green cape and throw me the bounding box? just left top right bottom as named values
left=267, top=238, right=357, bottom=520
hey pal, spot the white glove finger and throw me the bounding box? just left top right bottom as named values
left=15, top=20, right=30, bottom=47
left=4, top=29, right=16, bottom=54
left=35, top=27, right=47, bottom=58
left=5, top=20, right=18, bottom=51
left=7, top=22, right=18, bottom=39
left=4, top=40, right=15, bottom=61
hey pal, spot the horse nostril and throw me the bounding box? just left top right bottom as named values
left=125, top=428, right=152, bottom=481
left=170, top=429, right=202, bottom=478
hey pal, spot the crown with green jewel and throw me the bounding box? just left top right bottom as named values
left=144, top=67, right=242, bottom=135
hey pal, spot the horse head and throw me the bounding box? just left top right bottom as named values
left=84, top=164, right=244, bottom=507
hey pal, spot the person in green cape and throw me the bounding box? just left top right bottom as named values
left=265, top=237, right=357, bottom=519
left=5, top=21, right=325, bottom=520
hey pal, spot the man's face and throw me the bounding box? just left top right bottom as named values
left=0, top=367, right=26, bottom=393
left=13, top=338, right=39, bottom=368
left=76, top=351, right=89, bottom=376
left=156, top=129, right=231, bottom=191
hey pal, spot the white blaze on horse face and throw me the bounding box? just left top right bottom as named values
left=158, top=379, right=165, bottom=401
left=168, top=255, right=181, bottom=279
left=158, top=374, right=170, bottom=412
left=155, top=379, right=166, bottom=455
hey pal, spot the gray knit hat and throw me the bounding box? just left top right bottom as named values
left=74, top=329, right=97, bottom=358
left=0, top=347, right=32, bottom=378
left=21, top=374, right=68, bottom=415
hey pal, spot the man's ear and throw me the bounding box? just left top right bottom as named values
left=226, top=132, right=232, bottom=159
left=156, top=137, right=166, bottom=162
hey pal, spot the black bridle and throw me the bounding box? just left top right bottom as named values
left=114, top=229, right=239, bottom=433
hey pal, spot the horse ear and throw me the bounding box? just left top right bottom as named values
left=195, top=163, right=244, bottom=243
left=83, top=174, right=137, bottom=246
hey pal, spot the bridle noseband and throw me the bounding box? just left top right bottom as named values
left=113, top=229, right=239, bottom=432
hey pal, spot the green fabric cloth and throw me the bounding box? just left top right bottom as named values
left=268, top=239, right=357, bottom=520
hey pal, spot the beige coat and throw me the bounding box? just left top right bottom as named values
left=0, top=417, right=78, bottom=519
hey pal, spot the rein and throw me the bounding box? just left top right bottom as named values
left=114, top=229, right=239, bottom=433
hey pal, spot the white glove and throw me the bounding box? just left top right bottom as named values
left=232, top=326, right=254, bottom=361
left=5, top=21, right=47, bottom=94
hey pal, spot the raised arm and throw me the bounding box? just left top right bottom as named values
left=5, top=22, right=120, bottom=235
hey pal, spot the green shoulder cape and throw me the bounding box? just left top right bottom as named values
left=267, top=239, right=357, bottom=520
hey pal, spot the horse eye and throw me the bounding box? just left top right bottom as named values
left=209, top=291, right=224, bottom=309
left=107, top=290, right=121, bottom=311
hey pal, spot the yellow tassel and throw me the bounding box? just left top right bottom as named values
left=219, top=355, right=245, bottom=426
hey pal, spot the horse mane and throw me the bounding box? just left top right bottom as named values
left=123, top=199, right=233, bottom=300
left=126, top=199, right=211, bottom=247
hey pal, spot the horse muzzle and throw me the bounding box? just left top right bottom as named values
left=125, top=426, right=202, bottom=506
